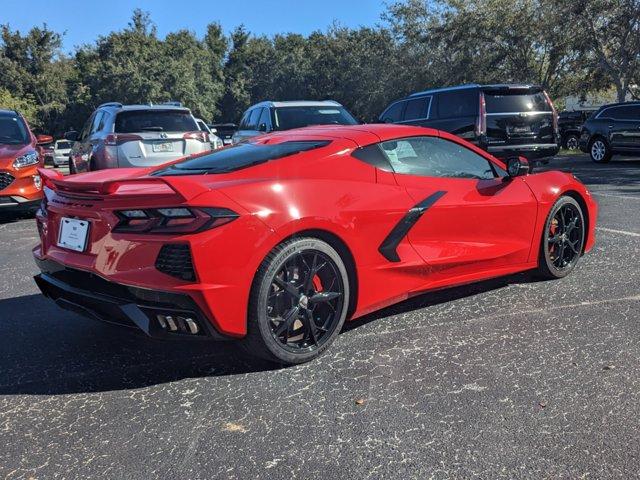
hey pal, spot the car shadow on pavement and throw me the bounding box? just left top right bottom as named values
left=0, top=272, right=542, bottom=396
left=0, top=211, right=35, bottom=225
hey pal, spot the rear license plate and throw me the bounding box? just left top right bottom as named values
left=57, top=217, right=89, bottom=252
left=510, top=126, right=531, bottom=134
left=152, top=141, right=174, bottom=153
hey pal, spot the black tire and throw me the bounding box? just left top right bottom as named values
left=68, top=159, right=76, bottom=175
left=589, top=136, right=611, bottom=163
left=563, top=133, right=579, bottom=150
left=536, top=196, right=585, bottom=279
left=243, top=237, right=350, bottom=365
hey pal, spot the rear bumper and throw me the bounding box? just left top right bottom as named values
left=487, top=143, right=559, bottom=160
left=34, top=258, right=227, bottom=340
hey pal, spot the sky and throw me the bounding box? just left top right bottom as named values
left=3, top=0, right=387, bottom=53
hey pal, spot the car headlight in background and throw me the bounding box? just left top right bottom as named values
left=13, top=151, right=39, bottom=169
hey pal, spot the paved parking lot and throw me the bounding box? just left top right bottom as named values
left=1, top=154, right=639, bottom=479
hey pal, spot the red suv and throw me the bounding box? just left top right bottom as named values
left=0, top=109, right=52, bottom=212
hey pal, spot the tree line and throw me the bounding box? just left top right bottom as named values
left=1, top=0, right=638, bottom=136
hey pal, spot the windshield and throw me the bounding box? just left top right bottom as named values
left=153, top=140, right=331, bottom=176
left=273, top=106, right=358, bottom=131
left=56, top=141, right=73, bottom=149
left=484, top=90, right=551, bottom=113
left=0, top=113, right=29, bottom=145
left=115, top=110, right=198, bottom=133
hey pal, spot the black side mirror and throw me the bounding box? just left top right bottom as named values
left=64, top=130, right=79, bottom=142
left=258, top=123, right=268, bottom=132
left=506, top=156, right=530, bottom=178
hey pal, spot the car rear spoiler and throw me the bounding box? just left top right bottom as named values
left=37, top=168, right=210, bottom=202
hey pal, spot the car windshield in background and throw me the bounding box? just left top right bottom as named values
left=0, top=114, right=29, bottom=145
left=115, top=110, right=198, bottom=133
left=153, top=140, right=331, bottom=176
left=484, top=90, right=551, bottom=113
left=273, top=107, right=357, bottom=131
left=56, top=141, right=73, bottom=149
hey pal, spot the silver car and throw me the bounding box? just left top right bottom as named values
left=52, top=139, right=73, bottom=167
left=231, top=100, right=358, bottom=144
left=67, top=102, right=212, bottom=173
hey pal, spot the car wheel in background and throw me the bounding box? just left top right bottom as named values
left=589, top=137, right=611, bottom=163
left=564, top=134, right=579, bottom=150
left=243, top=237, right=350, bottom=365
left=536, top=196, right=585, bottom=279
left=68, top=159, right=76, bottom=174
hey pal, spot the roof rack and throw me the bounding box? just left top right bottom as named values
left=98, top=102, right=123, bottom=109
left=409, top=84, right=480, bottom=98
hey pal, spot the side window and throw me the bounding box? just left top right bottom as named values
left=403, top=97, right=431, bottom=121
left=599, top=106, right=623, bottom=119
left=380, top=101, right=405, bottom=123
left=239, top=111, right=251, bottom=129
left=90, top=111, right=104, bottom=134
left=616, top=105, right=640, bottom=120
left=247, top=108, right=263, bottom=130
left=258, top=108, right=271, bottom=129
left=79, top=113, right=95, bottom=141
left=437, top=90, right=478, bottom=119
left=378, top=136, right=497, bottom=180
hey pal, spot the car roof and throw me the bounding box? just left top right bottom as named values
left=597, top=101, right=640, bottom=109
left=0, top=109, right=19, bottom=116
left=408, top=83, right=542, bottom=98
left=249, top=100, right=343, bottom=109
left=256, top=124, right=439, bottom=146
left=97, top=102, right=191, bottom=113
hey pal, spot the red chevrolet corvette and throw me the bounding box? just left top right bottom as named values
left=34, top=125, right=597, bottom=364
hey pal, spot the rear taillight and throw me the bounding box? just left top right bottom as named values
left=183, top=131, right=209, bottom=143
left=543, top=91, right=559, bottom=134
left=105, top=133, right=143, bottom=146
left=476, top=92, right=487, bottom=137
left=113, top=207, right=238, bottom=234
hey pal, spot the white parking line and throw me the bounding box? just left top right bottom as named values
left=597, top=227, right=640, bottom=237
left=592, top=192, right=640, bottom=201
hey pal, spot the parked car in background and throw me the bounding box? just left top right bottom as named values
left=232, top=100, right=358, bottom=144
left=379, top=84, right=560, bottom=163
left=209, top=123, right=237, bottom=145
left=66, top=102, right=212, bottom=173
left=559, top=109, right=596, bottom=150
left=195, top=118, right=223, bottom=150
left=42, top=143, right=55, bottom=165
left=579, top=101, right=640, bottom=163
left=51, top=139, right=73, bottom=167
left=0, top=109, right=52, bottom=212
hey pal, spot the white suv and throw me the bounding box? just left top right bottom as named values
left=67, top=102, right=212, bottom=173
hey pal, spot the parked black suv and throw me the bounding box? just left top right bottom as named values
left=579, top=101, right=640, bottom=163
left=379, top=84, right=560, bottom=161
left=559, top=109, right=596, bottom=150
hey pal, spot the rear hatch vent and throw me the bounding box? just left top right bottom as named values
left=155, top=244, right=195, bottom=281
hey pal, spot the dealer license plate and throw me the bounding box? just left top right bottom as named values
left=57, top=217, right=89, bottom=252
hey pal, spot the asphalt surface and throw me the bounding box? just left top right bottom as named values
left=1, top=154, right=639, bottom=479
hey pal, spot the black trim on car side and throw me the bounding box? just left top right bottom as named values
left=379, top=191, right=447, bottom=262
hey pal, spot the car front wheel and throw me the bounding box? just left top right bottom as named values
left=589, top=137, right=611, bottom=163
left=536, top=196, right=585, bottom=279
left=244, top=237, right=350, bottom=365
left=564, top=134, right=579, bottom=150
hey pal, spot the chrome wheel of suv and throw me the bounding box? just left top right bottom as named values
left=589, top=138, right=610, bottom=163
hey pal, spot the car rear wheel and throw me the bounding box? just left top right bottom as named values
left=243, top=237, right=350, bottom=365
left=536, top=196, right=585, bottom=279
left=564, top=134, right=579, bottom=150
left=589, top=137, right=611, bottom=163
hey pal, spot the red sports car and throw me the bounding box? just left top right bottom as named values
left=34, top=125, right=597, bottom=364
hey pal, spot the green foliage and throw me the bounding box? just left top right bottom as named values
left=1, top=3, right=639, bottom=135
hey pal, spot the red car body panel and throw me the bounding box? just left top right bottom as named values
left=33, top=125, right=597, bottom=338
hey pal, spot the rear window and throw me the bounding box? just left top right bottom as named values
left=115, top=110, right=198, bottom=133
left=153, top=140, right=330, bottom=176
left=273, top=106, right=357, bottom=131
left=484, top=90, right=551, bottom=113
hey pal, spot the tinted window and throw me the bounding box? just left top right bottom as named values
left=91, top=111, right=104, bottom=134
left=437, top=90, right=478, bottom=119
left=55, top=141, right=73, bottom=149
left=378, top=136, right=496, bottom=180
left=273, top=106, right=357, bottom=130
left=239, top=111, right=251, bottom=129
left=404, top=97, right=429, bottom=121
left=484, top=90, right=551, bottom=113
left=79, top=113, right=94, bottom=141
left=246, top=108, right=263, bottom=130
left=381, top=101, right=404, bottom=123
left=115, top=110, right=198, bottom=133
left=258, top=108, right=271, bottom=129
left=153, top=140, right=331, bottom=176
left=612, top=105, right=640, bottom=120
left=0, top=113, right=29, bottom=145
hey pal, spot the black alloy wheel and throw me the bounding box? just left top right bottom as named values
left=244, top=238, right=349, bottom=364
left=537, top=196, right=585, bottom=279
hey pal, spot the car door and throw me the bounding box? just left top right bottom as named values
left=607, top=105, right=640, bottom=151
left=379, top=134, right=538, bottom=282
